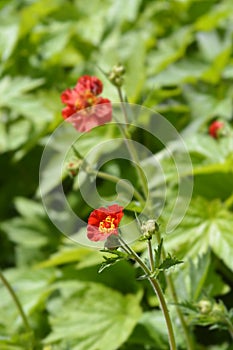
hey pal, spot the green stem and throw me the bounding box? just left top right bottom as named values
left=117, top=86, right=129, bottom=124
left=0, top=270, right=32, bottom=334
left=166, top=274, right=195, bottom=350
left=224, top=192, right=233, bottom=210
left=225, top=317, right=233, bottom=339
left=118, top=236, right=176, bottom=350
left=71, top=145, right=84, bottom=160
left=156, top=232, right=195, bottom=350
left=149, top=278, right=176, bottom=350
left=147, top=239, right=155, bottom=272
left=116, top=88, right=149, bottom=204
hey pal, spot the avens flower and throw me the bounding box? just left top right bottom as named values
left=61, top=75, right=112, bottom=132
left=209, top=121, right=224, bottom=139
left=87, top=204, right=124, bottom=242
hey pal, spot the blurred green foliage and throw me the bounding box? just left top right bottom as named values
left=1, top=0, right=233, bottom=349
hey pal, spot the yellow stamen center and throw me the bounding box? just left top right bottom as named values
left=99, top=215, right=115, bottom=233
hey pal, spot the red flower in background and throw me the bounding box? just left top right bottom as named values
left=61, top=76, right=112, bottom=132
left=87, top=204, right=124, bottom=241
left=209, top=121, right=224, bottom=139
left=77, top=75, right=103, bottom=95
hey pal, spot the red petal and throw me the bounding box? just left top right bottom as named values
left=62, top=106, right=76, bottom=119
left=209, top=121, right=224, bottom=138
left=77, top=76, right=103, bottom=95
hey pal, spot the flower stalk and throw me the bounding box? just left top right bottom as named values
left=0, top=270, right=34, bottom=348
left=147, top=239, right=155, bottom=273
left=118, top=235, right=177, bottom=350
left=115, top=87, right=149, bottom=203
left=116, top=86, right=129, bottom=125
left=156, top=230, right=195, bottom=350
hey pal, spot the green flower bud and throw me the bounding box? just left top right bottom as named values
left=197, top=300, right=212, bottom=314
left=66, top=158, right=82, bottom=177
left=212, top=302, right=225, bottom=321
left=112, top=64, right=126, bottom=76
left=141, top=219, right=159, bottom=240
left=108, top=63, right=126, bottom=87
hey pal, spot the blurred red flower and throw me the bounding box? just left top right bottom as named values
left=87, top=204, right=124, bottom=241
left=209, top=121, right=224, bottom=139
left=61, top=76, right=112, bottom=132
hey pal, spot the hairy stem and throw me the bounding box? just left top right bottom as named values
left=0, top=270, right=32, bottom=335
left=116, top=88, right=149, bottom=204
left=117, top=87, right=129, bottom=124
left=147, top=239, right=155, bottom=272
left=157, top=232, right=195, bottom=350
left=118, top=236, right=176, bottom=350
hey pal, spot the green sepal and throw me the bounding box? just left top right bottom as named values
left=159, top=254, right=183, bottom=271
left=98, top=250, right=128, bottom=273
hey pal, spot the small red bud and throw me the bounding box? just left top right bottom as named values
left=209, top=121, right=224, bottom=139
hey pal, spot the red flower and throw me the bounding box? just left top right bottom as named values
left=77, top=75, right=103, bottom=95
left=209, top=121, right=224, bottom=139
left=61, top=76, right=112, bottom=132
left=87, top=204, right=124, bottom=242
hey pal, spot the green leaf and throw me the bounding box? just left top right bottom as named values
left=1, top=218, right=49, bottom=247
left=44, top=282, right=142, bottom=350
left=19, top=0, right=62, bottom=37
left=0, top=20, right=19, bottom=63
left=165, top=196, right=233, bottom=271
left=159, top=254, right=183, bottom=271
left=14, top=197, right=45, bottom=218
left=0, top=198, right=60, bottom=250
left=182, top=85, right=232, bottom=123
left=186, top=134, right=233, bottom=164
left=37, top=247, right=102, bottom=268
left=147, top=26, right=194, bottom=76
left=194, top=2, right=233, bottom=31
left=189, top=250, right=213, bottom=301
left=148, top=58, right=208, bottom=88
left=0, top=268, right=55, bottom=332
left=0, top=76, right=44, bottom=105
left=108, top=0, right=142, bottom=23
left=125, top=310, right=169, bottom=349
left=98, top=255, right=124, bottom=273
left=125, top=201, right=144, bottom=213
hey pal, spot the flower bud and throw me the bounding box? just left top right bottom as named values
left=212, top=302, right=225, bottom=320
left=112, top=64, right=126, bottom=76
left=141, top=219, right=159, bottom=240
left=108, top=63, right=126, bottom=87
left=208, top=121, right=225, bottom=139
left=66, top=158, right=82, bottom=177
left=197, top=300, right=212, bottom=314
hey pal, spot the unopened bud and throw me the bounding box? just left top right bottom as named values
left=212, top=302, right=225, bottom=319
left=209, top=121, right=225, bottom=139
left=112, top=64, right=126, bottom=76
left=141, top=219, right=159, bottom=240
left=198, top=300, right=212, bottom=314
left=108, top=63, right=126, bottom=87
left=66, top=158, right=82, bottom=177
